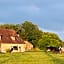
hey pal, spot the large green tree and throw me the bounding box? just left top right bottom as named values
left=16, top=21, right=42, bottom=48
left=38, top=32, right=62, bottom=50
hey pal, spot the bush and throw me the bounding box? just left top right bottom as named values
left=6, top=49, right=11, bottom=53
left=31, top=48, right=40, bottom=52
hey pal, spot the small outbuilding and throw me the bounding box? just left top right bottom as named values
left=24, top=41, right=33, bottom=51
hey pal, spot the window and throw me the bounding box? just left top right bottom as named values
left=13, top=46, right=18, bottom=50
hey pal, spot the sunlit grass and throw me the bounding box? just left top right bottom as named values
left=0, top=51, right=64, bottom=64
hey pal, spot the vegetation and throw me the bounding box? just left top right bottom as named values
left=0, top=21, right=63, bottom=49
left=0, top=51, right=64, bottom=64
left=38, top=32, right=62, bottom=50
left=15, top=21, right=42, bottom=48
left=5, top=49, right=11, bottom=53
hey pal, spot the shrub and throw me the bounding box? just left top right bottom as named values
left=6, top=49, right=11, bottom=53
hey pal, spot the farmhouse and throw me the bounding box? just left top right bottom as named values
left=0, top=29, right=26, bottom=53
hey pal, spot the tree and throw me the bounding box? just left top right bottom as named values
left=38, top=32, right=62, bottom=50
left=16, top=21, right=42, bottom=48
left=0, top=24, right=16, bottom=29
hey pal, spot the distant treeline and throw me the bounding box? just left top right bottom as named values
left=0, top=21, right=63, bottom=49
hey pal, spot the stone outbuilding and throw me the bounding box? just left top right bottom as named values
left=24, top=41, right=33, bottom=51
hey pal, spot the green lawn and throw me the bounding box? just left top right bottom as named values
left=0, top=51, right=64, bottom=64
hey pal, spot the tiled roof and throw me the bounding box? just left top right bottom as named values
left=0, top=29, right=25, bottom=44
left=0, top=29, right=16, bottom=36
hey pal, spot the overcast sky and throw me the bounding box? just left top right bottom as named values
left=0, top=0, right=64, bottom=41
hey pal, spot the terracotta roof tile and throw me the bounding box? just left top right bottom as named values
left=0, top=29, right=25, bottom=44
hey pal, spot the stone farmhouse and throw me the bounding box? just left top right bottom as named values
left=0, top=29, right=33, bottom=53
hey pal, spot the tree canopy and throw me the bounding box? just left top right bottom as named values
left=38, top=32, right=62, bottom=50
left=16, top=21, right=42, bottom=48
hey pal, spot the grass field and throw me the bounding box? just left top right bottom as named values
left=0, top=51, right=64, bottom=64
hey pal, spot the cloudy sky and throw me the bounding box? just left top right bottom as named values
left=0, top=0, right=64, bottom=40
